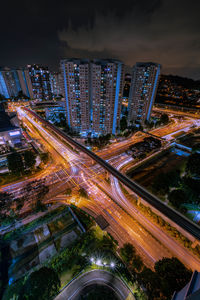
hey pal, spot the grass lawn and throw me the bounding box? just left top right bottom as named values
left=48, top=214, right=74, bottom=235
left=93, top=225, right=105, bottom=239
left=3, top=206, right=68, bottom=241
left=183, top=203, right=200, bottom=211
left=60, top=267, right=76, bottom=288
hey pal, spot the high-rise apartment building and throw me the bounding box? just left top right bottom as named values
left=0, top=67, right=33, bottom=99
left=60, top=58, right=124, bottom=137
left=0, top=68, right=13, bottom=98
left=27, top=64, right=52, bottom=101
left=50, top=72, right=64, bottom=98
left=60, top=59, right=90, bottom=134
left=128, top=62, right=161, bottom=126
left=90, top=59, right=124, bottom=136
left=16, top=69, right=34, bottom=98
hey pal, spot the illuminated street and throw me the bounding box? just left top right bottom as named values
left=1, top=2, right=200, bottom=299
left=8, top=107, right=199, bottom=273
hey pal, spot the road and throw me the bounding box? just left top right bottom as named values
left=12, top=107, right=200, bottom=271
left=54, top=269, right=134, bottom=300
left=95, top=115, right=197, bottom=158
left=108, top=158, right=200, bottom=271
left=16, top=108, right=173, bottom=269
left=2, top=104, right=200, bottom=272
left=22, top=108, right=200, bottom=242
left=153, top=107, right=200, bottom=119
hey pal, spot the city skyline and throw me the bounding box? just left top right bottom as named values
left=61, top=58, right=124, bottom=136
left=1, top=1, right=200, bottom=299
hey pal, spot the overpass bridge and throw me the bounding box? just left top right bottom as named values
left=23, top=108, right=200, bottom=242
left=172, top=142, right=200, bottom=154
left=171, top=142, right=192, bottom=152
left=141, top=130, right=165, bottom=141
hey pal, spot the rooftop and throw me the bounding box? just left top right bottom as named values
left=172, top=271, right=200, bottom=300
left=0, top=104, right=19, bottom=132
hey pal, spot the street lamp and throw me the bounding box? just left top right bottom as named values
left=110, top=262, right=115, bottom=268
left=96, top=259, right=101, bottom=266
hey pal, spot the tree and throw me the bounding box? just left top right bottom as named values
left=35, top=199, right=47, bottom=212
left=192, top=143, right=200, bottom=153
left=98, top=235, right=116, bottom=251
left=120, top=116, right=127, bottom=131
left=40, top=152, right=49, bottom=164
left=23, top=150, right=36, bottom=169
left=168, top=189, right=187, bottom=208
left=154, top=257, right=192, bottom=298
left=132, top=255, right=144, bottom=272
left=120, top=243, right=136, bottom=265
left=168, top=170, right=181, bottom=188
left=0, top=192, right=12, bottom=221
left=79, top=188, right=88, bottom=199
left=183, top=176, right=200, bottom=198
left=0, top=93, right=4, bottom=100
left=7, top=152, right=24, bottom=174
left=145, top=120, right=154, bottom=129
left=186, top=153, right=200, bottom=177
left=14, top=90, right=29, bottom=100
left=160, top=113, right=169, bottom=124
left=65, top=188, right=72, bottom=196
left=139, top=267, right=162, bottom=299
left=20, top=267, right=60, bottom=300
left=138, top=153, right=147, bottom=160
left=152, top=173, right=171, bottom=194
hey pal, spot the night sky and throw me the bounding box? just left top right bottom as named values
left=1, top=0, right=200, bottom=79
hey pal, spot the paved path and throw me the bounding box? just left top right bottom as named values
left=54, top=269, right=135, bottom=300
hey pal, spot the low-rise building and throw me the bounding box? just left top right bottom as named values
left=0, top=104, right=22, bottom=148
left=172, top=271, right=200, bottom=300
left=45, top=101, right=66, bottom=124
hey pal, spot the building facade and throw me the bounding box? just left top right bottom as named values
left=50, top=72, right=63, bottom=98
left=16, top=69, right=34, bottom=98
left=172, top=271, right=200, bottom=300
left=27, top=64, right=52, bottom=101
left=90, top=59, right=124, bottom=136
left=60, top=58, right=124, bottom=137
left=45, top=101, right=66, bottom=124
left=60, top=59, right=90, bottom=135
left=128, top=62, right=161, bottom=126
left=0, top=67, right=33, bottom=99
left=0, top=104, right=22, bottom=148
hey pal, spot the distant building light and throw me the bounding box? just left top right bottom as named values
left=9, top=130, right=21, bottom=137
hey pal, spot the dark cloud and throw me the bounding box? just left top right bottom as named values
left=0, top=0, right=200, bottom=79
left=58, top=0, right=200, bottom=79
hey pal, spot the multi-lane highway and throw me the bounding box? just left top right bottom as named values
left=11, top=107, right=200, bottom=271
left=15, top=107, right=173, bottom=268
left=22, top=107, right=200, bottom=242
